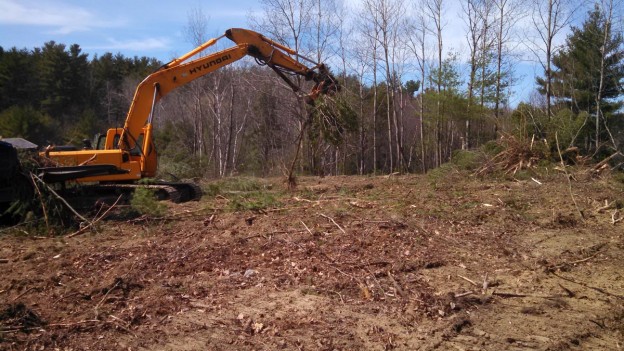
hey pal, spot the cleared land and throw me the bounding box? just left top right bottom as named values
left=1, top=169, right=623, bottom=350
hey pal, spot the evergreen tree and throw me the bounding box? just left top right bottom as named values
left=537, top=5, right=624, bottom=115
left=0, top=47, right=40, bottom=110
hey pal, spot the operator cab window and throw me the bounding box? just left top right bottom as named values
left=129, top=134, right=144, bottom=156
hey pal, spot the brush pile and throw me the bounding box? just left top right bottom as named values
left=474, top=133, right=548, bottom=176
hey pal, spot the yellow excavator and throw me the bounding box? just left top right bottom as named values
left=38, top=28, right=338, bottom=202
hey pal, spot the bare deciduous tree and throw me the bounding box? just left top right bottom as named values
left=406, top=3, right=429, bottom=171
left=493, top=0, right=525, bottom=121
left=530, top=0, right=574, bottom=118
left=424, top=0, right=445, bottom=166
left=182, top=7, right=210, bottom=166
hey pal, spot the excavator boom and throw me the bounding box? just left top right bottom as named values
left=40, top=28, right=338, bottom=202
left=119, top=28, right=337, bottom=155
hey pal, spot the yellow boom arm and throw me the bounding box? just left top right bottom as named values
left=119, top=28, right=337, bottom=153
left=41, top=28, right=337, bottom=183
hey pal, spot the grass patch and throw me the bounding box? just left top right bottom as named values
left=612, top=171, right=624, bottom=185
left=203, top=177, right=270, bottom=196
left=427, top=163, right=457, bottom=188
left=500, top=196, right=530, bottom=211
left=227, top=191, right=281, bottom=212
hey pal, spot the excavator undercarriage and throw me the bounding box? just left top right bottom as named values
left=38, top=164, right=202, bottom=203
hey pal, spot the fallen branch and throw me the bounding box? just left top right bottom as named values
left=568, top=252, right=602, bottom=265
left=108, top=314, right=137, bottom=337
left=244, top=229, right=306, bottom=241
left=491, top=292, right=528, bottom=298
left=491, top=291, right=562, bottom=299
left=301, top=220, right=313, bottom=235
left=127, top=206, right=225, bottom=224
left=11, top=287, right=35, bottom=302
left=94, top=280, right=120, bottom=318
left=591, top=151, right=623, bottom=172
left=293, top=196, right=318, bottom=204
left=317, top=289, right=346, bottom=304
left=47, top=319, right=102, bottom=328
left=67, top=195, right=123, bottom=238
left=596, top=200, right=616, bottom=213
left=319, top=213, right=346, bottom=234
left=263, top=206, right=309, bottom=212
left=30, top=173, right=49, bottom=231
left=612, top=209, right=623, bottom=225
left=454, top=291, right=474, bottom=298
left=482, top=273, right=489, bottom=293
left=0, top=219, right=41, bottom=234
left=555, top=133, right=585, bottom=222
left=458, top=275, right=478, bottom=287
left=32, top=174, right=92, bottom=226
left=551, top=249, right=603, bottom=270
left=387, top=271, right=404, bottom=297
left=558, top=284, right=575, bottom=297
left=552, top=272, right=624, bottom=299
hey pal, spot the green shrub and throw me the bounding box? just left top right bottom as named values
left=203, top=177, right=266, bottom=196
left=451, top=150, right=481, bottom=171
left=427, top=163, right=456, bottom=185
left=227, top=192, right=280, bottom=212
left=130, top=187, right=166, bottom=217
left=481, top=140, right=504, bottom=156
left=203, top=183, right=221, bottom=197
left=157, top=155, right=204, bottom=179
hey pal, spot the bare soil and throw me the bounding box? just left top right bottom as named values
left=1, top=169, right=623, bottom=350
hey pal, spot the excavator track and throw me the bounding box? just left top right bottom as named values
left=94, top=183, right=182, bottom=203
left=90, top=182, right=202, bottom=203
left=158, top=182, right=203, bottom=202
left=52, top=182, right=201, bottom=212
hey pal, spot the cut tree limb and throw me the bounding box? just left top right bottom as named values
left=32, top=174, right=92, bottom=226
left=555, top=133, right=585, bottom=222
left=596, top=200, right=616, bottom=213
left=458, top=275, right=478, bottom=287
left=454, top=291, right=474, bottom=298
left=552, top=272, right=624, bottom=300
left=320, top=213, right=346, bottom=234
left=67, top=195, right=123, bottom=238
left=591, top=151, right=623, bottom=172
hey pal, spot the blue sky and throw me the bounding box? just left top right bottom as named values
left=0, top=0, right=581, bottom=106
left=0, top=0, right=259, bottom=59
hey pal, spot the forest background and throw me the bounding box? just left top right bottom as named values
left=1, top=0, right=623, bottom=178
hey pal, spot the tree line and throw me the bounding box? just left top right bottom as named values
left=0, top=43, right=160, bottom=146
left=0, top=0, right=622, bottom=179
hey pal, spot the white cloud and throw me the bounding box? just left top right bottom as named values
left=0, top=0, right=124, bottom=34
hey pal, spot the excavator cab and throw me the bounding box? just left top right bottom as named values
left=94, top=128, right=122, bottom=150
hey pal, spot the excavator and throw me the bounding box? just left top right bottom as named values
left=38, top=28, right=338, bottom=203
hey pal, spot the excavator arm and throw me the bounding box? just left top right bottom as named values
left=41, top=28, right=338, bottom=186
left=119, top=28, right=338, bottom=153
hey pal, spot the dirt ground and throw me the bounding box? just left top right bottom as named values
left=1, top=168, right=623, bottom=350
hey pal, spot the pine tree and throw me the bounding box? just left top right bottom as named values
left=538, top=4, right=624, bottom=115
